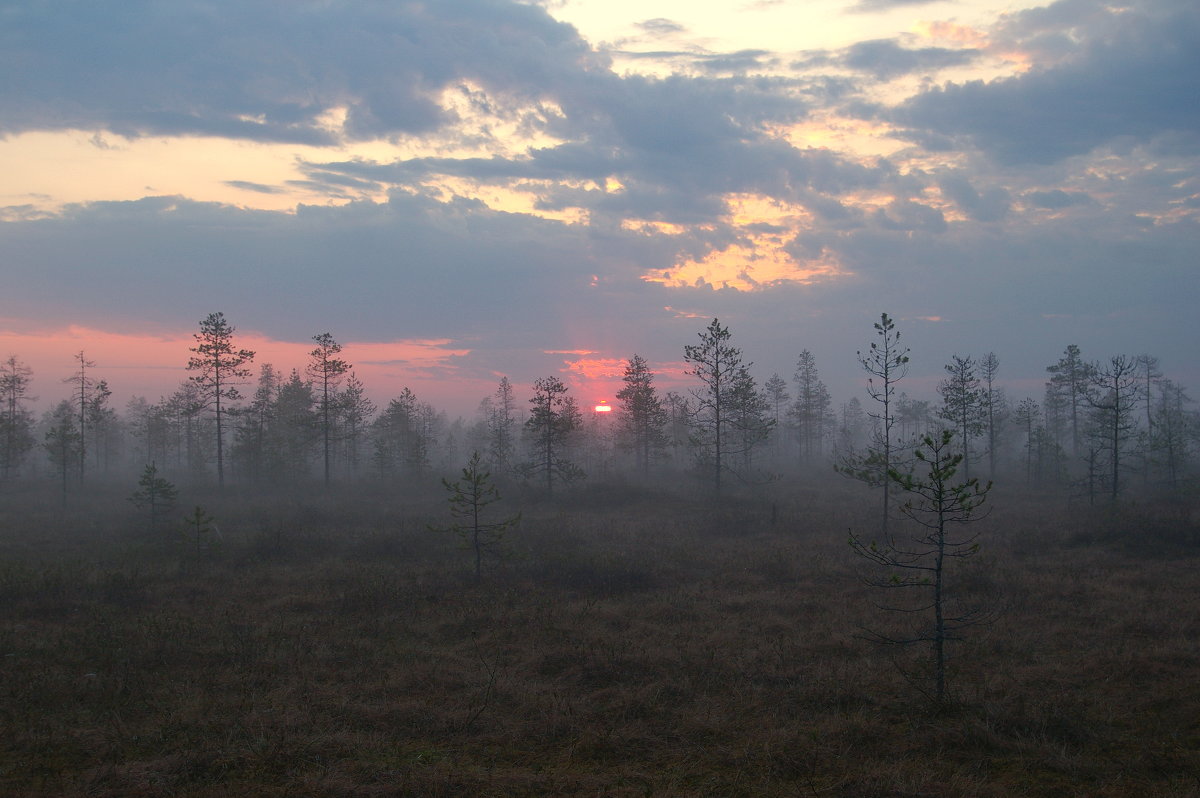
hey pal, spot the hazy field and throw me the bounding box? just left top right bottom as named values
left=1, top=477, right=1197, bottom=797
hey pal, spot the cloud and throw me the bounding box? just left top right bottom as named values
left=636, top=18, right=688, bottom=37
left=0, top=0, right=600, bottom=143
left=897, top=0, right=1200, bottom=164
left=937, top=173, right=1011, bottom=222
left=1023, top=189, right=1094, bottom=210
left=842, top=39, right=980, bottom=79
left=297, top=69, right=892, bottom=229
left=846, top=0, right=944, bottom=12
left=224, top=180, right=285, bottom=195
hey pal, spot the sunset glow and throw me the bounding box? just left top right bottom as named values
left=0, top=323, right=474, bottom=412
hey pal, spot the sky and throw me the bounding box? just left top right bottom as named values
left=1, top=0, right=1196, bottom=418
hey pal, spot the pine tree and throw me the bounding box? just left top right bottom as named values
left=849, top=429, right=992, bottom=702
left=233, top=366, right=278, bottom=484
left=0, top=355, right=35, bottom=479
left=308, top=333, right=351, bottom=486
left=485, top=377, right=518, bottom=475
left=616, top=355, right=669, bottom=476
left=980, top=353, right=1004, bottom=478
left=1086, top=355, right=1141, bottom=501
left=683, top=318, right=753, bottom=494
left=187, top=312, right=255, bottom=488
left=271, top=370, right=318, bottom=482
left=848, top=313, right=910, bottom=535
left=62, top=351, right=96, bottom=484
left=762, top=373, right=790, bottom=467
left=43, top=400, right=81, bottom=505
left=128, top=462, right=179, bottom=535
left=433, top=452, right=521, bottom=580
left=1149, top=379, right=1194, bottom=487
left=523, top=376, right=583, bottom=494
left=791, top=350, right=832, bottom=466
left=373, top=388, right=429, bottom=478
left=1012, top=398, right=1041, bottom=487
left=938, top=355, right=986, bottom=482
left=336, top=372, right=375, bottom=477
left=1046, top=345, right=1093, bottom=459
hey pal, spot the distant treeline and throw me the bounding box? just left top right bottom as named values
left=2, top=312, right=1195, bottom=503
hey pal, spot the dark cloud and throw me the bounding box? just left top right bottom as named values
left=846, top=0, right=944, bottom=13
left=872, top=198, right=948, bottom=234
left=1024, top=189, right=1094, bottom=209
left=694, top=50, right=778, bottom=75
left=0, top=194, right=645, bottom=342
left=0, top=0, right=599, bottom=142
left=897, top=0, right=1200, bottom=164
left=612, top=47, right=779, bottom=75
left=842, top=39, right=980, bottom=79
left=297, top=69, right=891, bottom=226
left=937, top=173, right=1010, bottom=222
left=636, top=18, right=687, bottom=37
left=224, top=181, right=285, bottom=195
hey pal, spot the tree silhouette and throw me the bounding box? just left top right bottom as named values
left=980, top=352, right=1004, bottom=478
left=523, top=376, right=583, bottom=495
left=1086, top=355, right=1141, bottom=501
left=938, top=354, right=985, bottom=482
left=434, top=452, right=520, bottom=580
left=308, top=333, right=351, bottom=487
left=373, top=388, right=429, bottom=479
left=484, top=377, right=518, bottom=475
left=1149, top=379, right=1193, bottom=487
left=791, top=350, right=831, bottom=467
left=684, top=318, right=756, bottom=494
left=62, top=350, right=96, bottom=484
left=1046, top=344, right=1093, bottom=459
left=0, top=355, right=35, bottom=480
left=616, top=355, right=668, bottom=476
left=336, top=372, right=375, bottom=477
left=43, top=400, right=81, bottom=505
left=845, top=313, right=910, bottom=535
left=187, top=312, right=255, bottom=488
left=1012, top=397, right=1041, bottom=486
left=128, top=462, right=178, bottom=536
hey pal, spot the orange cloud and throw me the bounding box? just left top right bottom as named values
left=639, top=192, right=855, bottom=290
left=913, top=20, right=989, bottom=49
left=563, top=356, right=626, bottom=380
left=621, top=219, right=689, bottom=236
left=773, top=116, right=906, bottom=161
left=643, top=241, right=846, bottom=291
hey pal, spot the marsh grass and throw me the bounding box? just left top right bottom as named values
left=0, top=477, right=1197, bottom=796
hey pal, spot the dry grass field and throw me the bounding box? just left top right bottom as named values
left=1, top=477, right=1198, bottom=796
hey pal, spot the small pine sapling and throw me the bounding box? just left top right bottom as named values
left=433, top=452, right=520, bottom=580
left=849, top=429, right=992, bottom=703
left=182, top=505, right=219, bottom=558
left=128, top=462, right=178, bottom=536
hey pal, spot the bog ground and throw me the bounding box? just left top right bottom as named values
left=1, top=478, right=1198, bottom=797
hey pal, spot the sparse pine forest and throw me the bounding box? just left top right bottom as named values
left=0, top=313, right=1198, bottom=796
